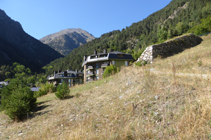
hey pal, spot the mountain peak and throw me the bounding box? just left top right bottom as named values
left=40, top=28, right=95, bottom=56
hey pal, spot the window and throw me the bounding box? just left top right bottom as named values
left=61, top=79, right=63, bottom=82
left=112, top=60, right=115, bottom=65
left=69, top=84, right=71, bottom=87
left=96, top=63, right=99, bottom=68
left=125, top=61, right=128, bottom=66
left=117, top=54, right=124, bottom=57
left=69, top=79, right=71, bottom=83
left=96, top=76, right=99, bottom=80
left=96, top=69, right=99, bottom=74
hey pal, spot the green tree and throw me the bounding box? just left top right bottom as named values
left=175, top=22, right=188, bottom=35
left=188, top=16, right=211, bottom=35
left=55, top=82, right=70, bottom=100
left=167, top=28, right=173, bottom=39
left=157, top=25, right=168, bottom=42
left=1, top=78, right=37, bottom=121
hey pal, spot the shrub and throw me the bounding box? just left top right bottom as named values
left=49, top=83, right=57, bottom=92
left=35, top=84, right=49, bottom=97
left=55, top=82, right=70, bottom=100
left=103, top=64, right=117, bottom=78
left=1, top=79, right=36, bottom=121
left=135, top=61, right=148, bottom=66
left=35, top=82, right=56, bottom=97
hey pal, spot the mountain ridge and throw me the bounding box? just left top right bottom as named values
left=40, top=28, right=95, bottom=56
left=0, top=9, right=63, bottom=72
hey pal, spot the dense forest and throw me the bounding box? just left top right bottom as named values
left=43, top=0, right=211, bottom=75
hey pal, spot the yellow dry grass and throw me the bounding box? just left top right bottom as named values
left=0, top=34, right=211, bottom=140
left=150, top=33, right=211, bottom=75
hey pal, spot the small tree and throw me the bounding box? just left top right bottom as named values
left=1, top=79, right=37, bottom=121
left=55, top=82, right=70, bottom=100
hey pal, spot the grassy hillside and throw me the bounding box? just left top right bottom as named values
left=44, top=0, right=211, bottom=75
left=1, top=34, right=211, bottom=139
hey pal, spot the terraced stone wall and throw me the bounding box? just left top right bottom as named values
left=137, top=34, right=203, bottom=63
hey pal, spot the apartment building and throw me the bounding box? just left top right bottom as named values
left=47, top=69, right=84, bottom=87
left=82, top=49, right=133, bottom=83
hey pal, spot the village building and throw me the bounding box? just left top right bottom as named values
left=82, top=49, right=133, bottom=83
left=0, top=81, right=9, bottom=88
left=47, top=69, right=84, bottom=87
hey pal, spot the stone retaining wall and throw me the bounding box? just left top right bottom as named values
left=137, top=34, right=203, bottom=63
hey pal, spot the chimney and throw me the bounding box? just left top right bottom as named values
left=75, top=69, right=78, bottom=73
left=94, top=49, right=97, bottom=55
left=103, top=49, right=107, bottom=54
left=58, top=69, right=61, bottom=73
left=84, top=55, right=87, bottom=61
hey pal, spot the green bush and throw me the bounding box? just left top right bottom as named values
left=103, top=65, right=117, bottom=78
left=1, top=79, right=36, bottom=121
left=135, top=61, right=148, bottom=66
left=55, top=82, right=70, bottom=100
left=188, top=16, right=211, bottom=35
left=35, top=84, right=49, bottom=97
left=49, top=83, right=57, bottom=92
left=35, top=82, right=56, bottom=97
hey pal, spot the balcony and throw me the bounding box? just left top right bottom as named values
left=86, top=72, right=94, bottom=77
left=86, top=66, right=94, bottom=71
left=101, top=63, right=109, bottom=68
left=87, top=78, right=94, bottom=82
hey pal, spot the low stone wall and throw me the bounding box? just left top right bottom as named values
left=137, top=34, right=203, bottom=63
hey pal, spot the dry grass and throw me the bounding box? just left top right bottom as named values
left=150, top=33, right=211, bottom=75
left=1, top=34, right=211, bottom=140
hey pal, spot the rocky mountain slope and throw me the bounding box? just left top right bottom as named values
left=40, top=28, right=95, bottom=56
left=0, top=9, right=63, bottom=71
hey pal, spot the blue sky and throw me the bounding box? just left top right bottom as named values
left=0, top=0, right=172, bottom=39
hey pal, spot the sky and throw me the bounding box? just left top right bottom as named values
left=0, top=0, right=172, bottom=40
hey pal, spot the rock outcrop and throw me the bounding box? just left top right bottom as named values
left=137, top=34, right=203, bottom=63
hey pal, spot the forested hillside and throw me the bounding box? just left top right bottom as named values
left=44, top=0, right=211, bottom=75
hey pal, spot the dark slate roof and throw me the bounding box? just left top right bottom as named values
left=47, top=69, right=84, bottom=80
left=82, top=51, right=133, bottom=66
left=108, top=51, right=134, bottom=60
